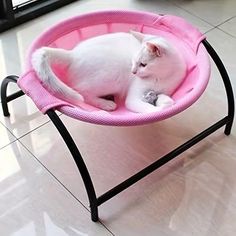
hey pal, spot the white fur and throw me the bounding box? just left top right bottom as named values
left=32, top=32, right=186, bottom=113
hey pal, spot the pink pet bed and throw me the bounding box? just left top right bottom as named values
left=2, top=10, right=234, bottom=222
left=18, top=10, right=210, bottom=126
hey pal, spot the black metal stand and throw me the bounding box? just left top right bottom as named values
left=1, top=75, right=24, bottom=116
left=1, top=40, right=234, bottom=222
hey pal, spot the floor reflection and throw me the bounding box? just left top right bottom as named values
left=0, top=141, right=108, bottom=235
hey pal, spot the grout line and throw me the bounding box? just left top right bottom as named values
left=16, top=113, right=65, bottom=140
left=15, top=119, right=52, bottom=140
left=0, top=117, right=17, bottom=137
left=214, top=15, right=236, bottom=39
left=215, top=15, right=236, bottom=28
left=204, top=26, right=218, bottom=35
left=0, top=115, right=52, bottom=147
left=0, top=109, right=63, bottom=140
left=0, top=139, right=18, bottom=151
left=216, top=27, right=236, bottom=39
left=203, top=22, right=236, bottom=39
left=0, top=119, right=18, bottom=151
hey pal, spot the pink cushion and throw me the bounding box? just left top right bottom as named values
left=18, top=10, right=210, bottom=126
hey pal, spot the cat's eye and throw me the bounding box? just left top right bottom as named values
left=140, top=63, right=147, bottom=67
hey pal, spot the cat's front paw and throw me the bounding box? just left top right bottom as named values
left=100, top=100, right=117, bottom=111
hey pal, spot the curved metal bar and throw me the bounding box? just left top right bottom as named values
left=1, top=75, right=24, bottom=116
left=202, top=40, right=235, bottom=135
left=46, top=109, right=99, bottom=222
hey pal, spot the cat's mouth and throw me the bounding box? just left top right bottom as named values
left=138, top=75, right=153, bottom=80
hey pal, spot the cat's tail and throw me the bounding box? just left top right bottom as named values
left=31, top=47, right=84, bottom=105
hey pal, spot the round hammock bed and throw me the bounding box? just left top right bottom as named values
left=1, top=10, right=234, bottom=222
left=17, top=10, right=211, bottom=126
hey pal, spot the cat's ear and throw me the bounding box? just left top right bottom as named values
left=130, top=30, right=145, bottom=42
left=146, top=42, right=162, bottom=57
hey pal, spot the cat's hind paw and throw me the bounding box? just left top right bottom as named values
left=155, top=94, right=174, bottom=108
left=100, top=100, right=117, bottom=111
left=95, top=99, right=117, bottom=111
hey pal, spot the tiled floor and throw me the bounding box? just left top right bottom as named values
left=0, top=0, right=236, bottom=235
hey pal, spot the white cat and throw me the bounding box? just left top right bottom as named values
left=32, top=31, right=186, bottom=113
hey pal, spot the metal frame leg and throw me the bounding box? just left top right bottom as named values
left=1, top=75, right=24, bottom=116
left=202, top=40, right=235, bottom=135
left=46, top=110, right=99, bottom=222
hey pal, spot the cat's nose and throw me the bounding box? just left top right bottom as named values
left=132, top=67, right=137, bottom=74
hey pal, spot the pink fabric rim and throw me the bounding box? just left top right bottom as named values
left=18, top=10, right=210, bottom=126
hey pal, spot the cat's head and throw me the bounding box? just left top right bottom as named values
left=130, top=31, right=170, bottom=79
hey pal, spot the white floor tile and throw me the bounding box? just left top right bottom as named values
left=0, top=141, right=113, bottom=236
left=219, top=16, right=236, bottom=38
left=169, top=0, right=236, bottom=26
